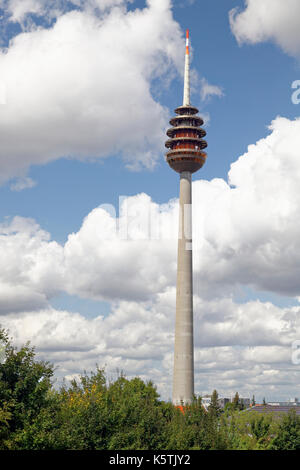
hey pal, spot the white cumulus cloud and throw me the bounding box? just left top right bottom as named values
left=1, top=294, right=299, bottom=400
left=2, top=116, right=300, bottom=306
left=194, top=116, right=300, bottom=298
left=230, top=0, right=300, bottom=58
left=0, top=0, right=184, bottom=183
left=0, top=0, right=130, bottom=24
left=200, top=77, right=224, bottom=102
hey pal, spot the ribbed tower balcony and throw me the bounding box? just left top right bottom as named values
left=165, top=104, right=207, bottom=174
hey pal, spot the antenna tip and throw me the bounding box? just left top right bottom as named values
left=185, top=29, right=190, bottom=55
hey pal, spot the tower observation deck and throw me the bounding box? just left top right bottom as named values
left=165, top=105, right=207, bottom=173
left=165, top=30, right=207, bottom=174
left=165, top=30, right=207, bottom=405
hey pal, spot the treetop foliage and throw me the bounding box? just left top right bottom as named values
left=0, top=327, right=299, bottom=450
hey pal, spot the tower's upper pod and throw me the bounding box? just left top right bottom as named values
left=165, top=30, right=207, bottom=174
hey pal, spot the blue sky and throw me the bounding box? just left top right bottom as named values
left=0, top=0, right=300, bottom=401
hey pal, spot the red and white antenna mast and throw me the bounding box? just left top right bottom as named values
left=183, top=29, right=190, bottom=106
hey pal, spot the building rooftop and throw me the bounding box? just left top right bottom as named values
left=246, top=405, right=300, bottom=415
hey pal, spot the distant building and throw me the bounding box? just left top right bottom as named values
left=218, top=397, right=230, bottom=408
left=202, top=395, right=300, bottom=414
left=246, top=404, right=300, bottom=416
left=238, top=398, right=251, bottom=408
left=267, top=398, right=299, bottom=407
left=200, top=395, right=250, bottom=410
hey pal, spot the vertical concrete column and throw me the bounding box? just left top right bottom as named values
left=172, top=171, right=194, bottom=405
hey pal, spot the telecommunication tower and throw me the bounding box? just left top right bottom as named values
left=165, top=30, right=207, bottom=405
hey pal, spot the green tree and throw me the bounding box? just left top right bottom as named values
left=221, top=410, right=275, bottom=450
left=3, top=327, right=300, bottom=451
left=0, top=402, right=11, bottom=449
left=18, top=369, right=171, bottom=450
left=0, top=328, right=54, bottom=448
left=251, top=395, right=256, bottom=406
left=251, top=415, right=270, bottom=439
left=105, top=374, right=168, bottom=450
left=166, top=396, right=227, bottom=450
left=233, top=392, right=240, bottom=410
left=270, top=410, right=300, bottom=450
left=208, top=390, right=221, bottom=418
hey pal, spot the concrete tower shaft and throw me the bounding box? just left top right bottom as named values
left=173, top=171, right=194, bottom=404
left=165, top=30, right=207, bottom=405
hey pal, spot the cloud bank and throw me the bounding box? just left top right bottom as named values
left=1, top=296, right=299, bottom=401
left=4, top=113, right=300, bottom=310
left=1, top=115, right=300, bottom=399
